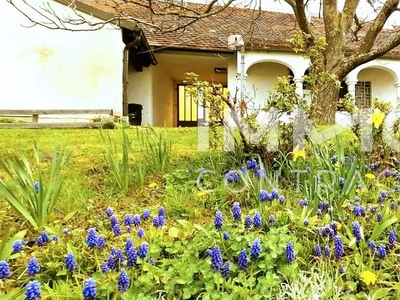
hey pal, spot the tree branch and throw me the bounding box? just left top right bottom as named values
left=341, top=0, right=360, bottom=34
left=358, top=0, right=400, bottom=53
left=283, top=0, right=315, bottom=41
left=6, top=0, right=234, bottom=33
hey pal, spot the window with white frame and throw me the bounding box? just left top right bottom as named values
left=355, top=81, right=372, bottom=108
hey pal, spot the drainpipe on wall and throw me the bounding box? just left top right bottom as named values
left=122, top=30, right=142, bottom=116
left=240, top=44, right=245, bottom=104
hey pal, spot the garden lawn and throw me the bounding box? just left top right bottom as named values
left=1, top=125, right=399, bottom=299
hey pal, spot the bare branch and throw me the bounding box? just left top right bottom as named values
left=283, top=0, right=315, bottom=44
left=358, top=0, right=400, bottom=53
left=6, top=0, right=234, bottom=33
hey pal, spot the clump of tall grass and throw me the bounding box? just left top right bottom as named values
left=0, top=143, right=69, bottom=229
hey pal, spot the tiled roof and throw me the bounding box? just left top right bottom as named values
left=73, top=0, right=400, bottom=56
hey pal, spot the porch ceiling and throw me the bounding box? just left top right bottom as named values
left=154, top=51, right=234, bottom=85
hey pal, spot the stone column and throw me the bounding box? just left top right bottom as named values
left=395, top=82, right=400, bottom=108
left=294, top=78, right=304, bottom=97
left=346, top=80, right=358, bottom=100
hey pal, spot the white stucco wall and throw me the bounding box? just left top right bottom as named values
left=0, top=1, right=123, bottom=118
left=246, top=62, right=291, bottom=106
left=128, top=67, right=153, bottom=125
left=152, top=66, right=174, bottom=127
left=357, top=68, right=397, bottom=105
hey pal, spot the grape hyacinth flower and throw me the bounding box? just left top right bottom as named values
left=246, top=158, right=258, bottom=170
left=299, top=198, right=309, bottom=206
left=269, top=215, right=275, bottom=224
left=303, top=219, right=309, bottom=226
left=256, top=169, right=266, bottom=179
left=65, top=252, right=77, bottom=272
left=390, top=201, right=396, bottom=210
left=238, top=249, right=248, bottom=270
left=142, top=209, right=151, bottom=220
left=253, top=212, right=262, bottom=228
left=339, top=265, right=345, bottom=274
left=63, top=228, right=69, bottom=236
left=352, top=221, right=362, bottom=241
left=279, top=195, right=285, bottom=204
left=126, top=246, right=138, bottom=267
left=152, top=216, right=161, bottom=228
left=100, top=262, right=109, bottom=274
left=210, top=245, right=223, bottom=271
left=250, top=238, right=262, bottom=261
left=125, top=238, right=134, bottom=251
left=40, top=231, right=49, bottom=244
left=124, top=214, right=133, bottom=226
left=97, top=236, right=106, bottom=249
left=324, top=245, right=330, bottom=258
left=368, top=240, right=376, bottom=253
left=225, top=170, right=239, bottom=183
left=82, top=278, right=96, bottom=300
left=223, top=232, right=230, bottom=241
left=86, top=228, right=98, bottom=248
left=126, top=225, right=131, bottom=233
left=389, top=229, right=397, bottom=245
left=158, top=215, right=166, bottom=227
left=25, top=280, right=41, bottom=300
left=36, top=236, right=44, bottom=247
left=112, top=248, right=124, bottom=267
left=285, top=241, right=295, bottom=264
left=271, top=188, right=280, bottom=199
left=316, top=209, right=322, bottom=216
left=339, top=177, right=345, bottom=187
left=334, top=236, right=344, bottom=260
left=244, top=215, right=252, bottom=230
left=137, top=228, right=145, bottom=238
left=214, top=211, right=223, bottom=231
left=27, top=257, right=40, bottom=276
left=0, top=260, right=11, bottom=279
left=149, top=258, right=155, bottom=266
left=221, top=261, right=230, bottom=278
left=107, top=254, right=116, bottom=271
left=106, top=207, right=113, bottom=217
left=158, top=207, right=166, bottom=219
left=12, top=240, right=23, bottom=253
left=315, top=244, right=322, bottom=257
left=369, top=205, right=377, bottom=214
left=118, top=269, right=130, bottom=292
left=377, top=244, right=387, bottom=258
left=132, top=214, right=141, bottom=226
left=110, top=215, right=119, bottom=227
left=112, top=224, right=122, bottom=236
left=138, top=243, right=149, bottom=259
left=232, top=202, right=241, bottom=222
left=33, top=182, right=39, bottom=193
left=259, top=190, right=269, bottom=201
left=377, top=213, right=383, bottom=222
left=52, top=235, right=58, bottom=242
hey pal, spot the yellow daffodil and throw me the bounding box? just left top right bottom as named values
left=197, top=191, right=207, bottom=197
left=360, top=270, right=377, bottom=286
left=365, top=173, right=375, bottom=180
left=336, top=222, right=342, bottom=230
left=372, top=108, right=385, bottom=129
left=292, top=145, right=306, bottom=162
left=334, top=162, right=341, bottom=168
left=148, top=182, right=157, bottom=188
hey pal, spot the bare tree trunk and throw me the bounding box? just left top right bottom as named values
left=310, top=80, right=340, bottom=125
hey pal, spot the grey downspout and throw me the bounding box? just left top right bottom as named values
left=122, top=31, right=142, bottom=116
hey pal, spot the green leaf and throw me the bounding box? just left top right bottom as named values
left=370, top=217, right=398, bottom=241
